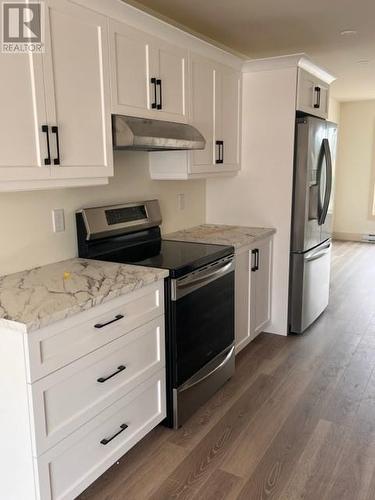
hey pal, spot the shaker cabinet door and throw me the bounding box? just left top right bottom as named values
left=110, top=20, right=158, bottom=117
left=43, top=0, right=113, bottom=178
left=251, top=237, right=273, bottom=339
left=0, top=51, right=50, bottom=183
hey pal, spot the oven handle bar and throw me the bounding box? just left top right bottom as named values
left=179, top=345, right=235, bottom=393
left=171, top=255, right=234, bottom=300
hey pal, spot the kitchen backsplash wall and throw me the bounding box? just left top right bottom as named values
left=0, top=152, right=206, bottom=275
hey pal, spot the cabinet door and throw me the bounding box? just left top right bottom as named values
left=0, top=52, right=51, bottom=182
left=189, top=55, right=215, bottom=173
left=215, top=66, right=241, bottom=172
left=234, top=250, right=252, bottom=353
left=109, top=21, right=158, bottom=118
left=221, top=69, right=241, bottom=168
left=157, top=41, right=188, bottom=122
left=297, top=68, right=329, bottom=119
left=251, top=238, right=273, bottom=339
left=43, top=0, right=113, bottom=178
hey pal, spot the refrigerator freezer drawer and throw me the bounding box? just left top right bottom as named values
left=289, top=241, right=331, bottom=334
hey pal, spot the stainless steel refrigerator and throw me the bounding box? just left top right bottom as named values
left=289, top=115, right=337, bottom=334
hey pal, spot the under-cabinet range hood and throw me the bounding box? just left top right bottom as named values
left=112, top=115, right=206, bottom=151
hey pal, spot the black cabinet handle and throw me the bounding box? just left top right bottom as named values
left=216, top=140, right=223, bottom=164
left=94, top=314, right=124, bottom=329
left=251, top=249, right=257, bottom=272
left=314, top=86, right=321, bottom=109
left=151, top=77, right=157, bottom=109
left=97, top=365, right=126, bottom=383
left=251, top=249, right=259, bottom=272
left=51, top=126, right=61, bottom=165
left=100, top=423, right=128, bottom=445
left=156, top=79, right=162, bottom=110
left=42, top=125, right=51, bottom=165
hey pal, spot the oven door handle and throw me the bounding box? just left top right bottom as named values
left=179, top=345, right=235, bottom=393
left=172, top=257, right=234, bottom=300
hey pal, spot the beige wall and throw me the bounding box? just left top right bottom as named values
left=333, top=100, right=375, bottom=239
left=0, top=152, right=206, bottom=275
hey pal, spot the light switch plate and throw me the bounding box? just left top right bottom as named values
left=52, top=208, right=65, bottom=233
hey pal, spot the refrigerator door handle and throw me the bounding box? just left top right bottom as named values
left=318, top=138, right=333, bottom=226
left=305, top=241, right=332, bottom=262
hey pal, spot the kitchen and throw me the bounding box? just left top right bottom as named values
left=1, top=0, right=375, bottom=499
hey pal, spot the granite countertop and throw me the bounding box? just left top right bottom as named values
left=0, top=259, right=168, bottom=333
left=165, top=224, right=276, bottom=250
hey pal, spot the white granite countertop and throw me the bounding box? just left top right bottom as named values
left=165, top=224, right=276, bottom=250
left=0, top=259, right=168, bottom=333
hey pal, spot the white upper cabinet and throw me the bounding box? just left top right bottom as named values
left=0, top=0, right=113, bottom=191
left=190, top=55, right=215, bottom=170
left=150, top=54, right=241, bottom=180
left=43, top=0, right=113, bottom=178
left=216, top=65, right=241, bottom=169
left=0, top=51, right=50, bottom=183
left=109, top=20, right=188, bottom=123
left=190, top=56, right=241, bottom=175
left=296, top=68, right=329, bottom=119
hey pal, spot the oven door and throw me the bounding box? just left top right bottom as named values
left=170, top=255, right=235, bottom=387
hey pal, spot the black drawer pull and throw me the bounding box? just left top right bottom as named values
left=100, top=423, right=128, bottom=445
left=42, top=125, right=51, bottom=165
left=97, top=365, right=126, bottom=383
left=94, top=314, right=124, bottom=329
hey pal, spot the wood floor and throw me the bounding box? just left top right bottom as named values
left=79, top=241, right=375, bottom=500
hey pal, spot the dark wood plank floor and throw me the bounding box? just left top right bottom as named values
left=79, top=241, right=375, bottom=500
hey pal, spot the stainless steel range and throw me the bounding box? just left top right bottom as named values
left=76, top=200, right=235, bottom=428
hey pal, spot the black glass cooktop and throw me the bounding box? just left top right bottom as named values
left=100, top=239, right=234, bottom=278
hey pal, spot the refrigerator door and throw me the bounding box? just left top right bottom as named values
left=292, top=117, right=335, bottom=252
left=320, top=122, right=337, bottom=243
left=289, top=239, right=332, bottom=334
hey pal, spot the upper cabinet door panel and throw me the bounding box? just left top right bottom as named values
left=0, top=52, right=50, bottom=180
left=109, top=21, right=187, bottom=123
left=157, top=41, right=188, bottom=122
left=221, top=68, right=241, bottom=168
left=110, top=21, right=157, bottom=116
left=297, top=68, right=329, bottom=119
left=43, top=0, right=112, bottom=175
left=190, top=55, right=215, bottom=171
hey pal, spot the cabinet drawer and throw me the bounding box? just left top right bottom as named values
left=29, top=316, right=165, bottom=456
left=35, top=371, right=166, bottom=500
left=25, top=280, right=164, bottom=382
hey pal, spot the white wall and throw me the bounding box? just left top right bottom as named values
left=206, top=66, right=298, bottom=336
left=333, top=100, right=375, bottom=240
left=0, top=152, right=206, bottom=275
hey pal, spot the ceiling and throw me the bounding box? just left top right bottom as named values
left=125, top=0, right=375, bottom=102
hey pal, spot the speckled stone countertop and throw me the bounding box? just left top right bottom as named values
left=0, top=259, right=168, bottom=333
left=165, top=224, right=276, bottom=250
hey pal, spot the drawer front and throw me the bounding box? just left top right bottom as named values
left=26, top=280, right=164, bottom=382
left=29, top=316, right=165, bottom=456
left=36, top=371, right=166, bottom=500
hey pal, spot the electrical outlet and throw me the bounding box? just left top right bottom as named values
left=177, top=193, right=185, bottom=210
left=52, top=208, right=65, bottom=233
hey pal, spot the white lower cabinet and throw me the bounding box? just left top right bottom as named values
left=0, top=280, right=166, bottom=500
left=36, top=371, right=165, bottom=500
left=235, top=236, right=273, bottom=353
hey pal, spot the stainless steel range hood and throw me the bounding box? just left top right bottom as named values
left=112, top=115, right=206, bottom=151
